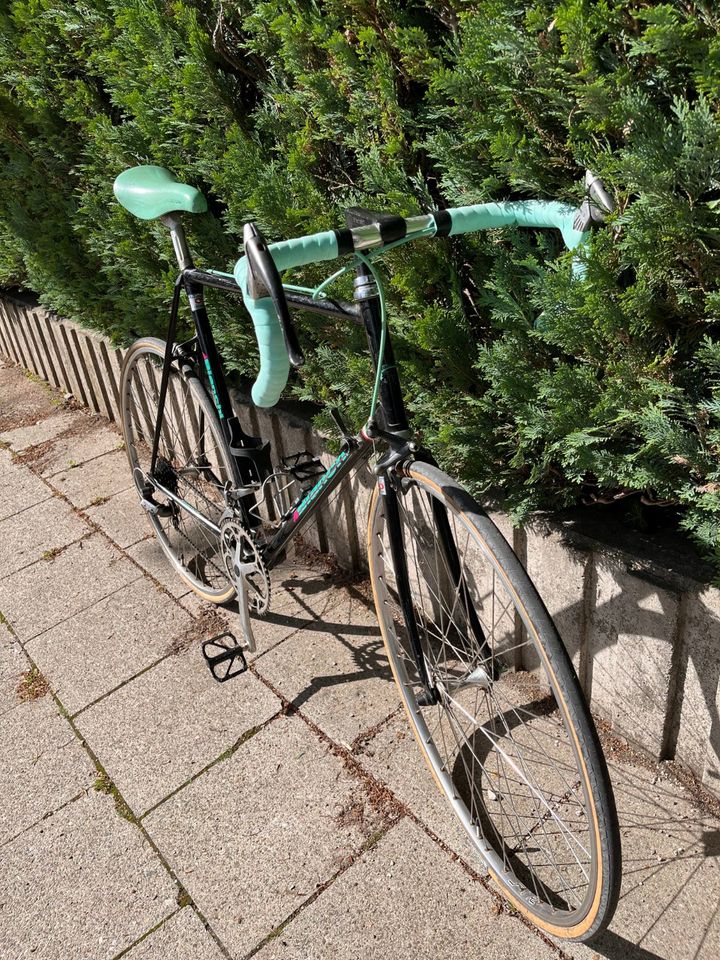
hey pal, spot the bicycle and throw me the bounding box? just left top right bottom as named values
left=113, top=163, right=621, bottom=942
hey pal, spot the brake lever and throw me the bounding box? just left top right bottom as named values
left=243, top=223, right=305, bottom=368
left=573, top=169, right=617, bottom=232
left=585, top=170, right=615, bottom=217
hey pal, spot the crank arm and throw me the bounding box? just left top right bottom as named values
left=230, top=536, right=258, bottom=653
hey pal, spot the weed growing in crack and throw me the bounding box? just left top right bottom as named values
left=17, top=666, right=49, bottom=702
left=41, top=546, right=63, bottom=561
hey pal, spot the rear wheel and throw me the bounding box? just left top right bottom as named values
left=119, top=338, right=234, bottom=603
left=368, top=461, right=620, bottom=941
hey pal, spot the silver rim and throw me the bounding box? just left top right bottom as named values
left=120, top=342, right=234, bottom=600
left=369, top=475, right=600, bottom=929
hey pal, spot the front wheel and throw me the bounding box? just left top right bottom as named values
left=367, top=461, right=621, bottom=941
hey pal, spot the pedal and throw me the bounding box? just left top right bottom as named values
left=202, top=632, right=248, bottom=683
left=282, top=450, right=326, bottom=484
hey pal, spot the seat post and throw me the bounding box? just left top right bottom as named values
left=160, top=213, right=193, bottom=271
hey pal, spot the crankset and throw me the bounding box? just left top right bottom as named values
left=203, top=517, right=270, bottom=681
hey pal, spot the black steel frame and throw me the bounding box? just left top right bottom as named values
left=148, top=244, right=484, bottom=701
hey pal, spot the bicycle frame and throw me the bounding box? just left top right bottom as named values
left=148, top=222, right=485, bottom=701
left=148, top=252, right=402, bottom=555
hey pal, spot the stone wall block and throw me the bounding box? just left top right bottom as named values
left=56, top=321, right=90, bottom=407
left=591, top=560, right=679, bottom=758
left=524, top=522, right=589, bottom=676
left=3, top=302, right=31, bottom=368
left=0, top=300, right=19, bottom=363
left=271, top=407, right=326, bottom=554
left=17, top=305, right=47, bottom=381
left=349, top=457, right=375, bottom=573
left=669, top=587, right=720, bottom=786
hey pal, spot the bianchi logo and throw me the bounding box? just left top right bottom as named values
left=203, top=354, right=224, bottom=419
left=293, top=448, right=350, bottom=522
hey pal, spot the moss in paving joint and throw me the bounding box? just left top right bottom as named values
left=41, top=546, right=64, bottom=562
left=363, top=826, right=389, bottom=852
left=0, top=440, right=10, bottom=450
left=220, top=723, right=264, bottom=762
left=265, top=917, right=291, bottom=943
left=176, top=890, right=192, bottom=908
left=89, top=494, right=110, bottom=507
left=16, top=666, right=49, bottom=702
left=93, top=770, right=135, bottom=823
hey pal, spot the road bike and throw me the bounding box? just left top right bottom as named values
left=113, top=163, right=620, bottom=941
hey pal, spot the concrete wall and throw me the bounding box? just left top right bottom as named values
left=2, top=294, right=719, bottom=797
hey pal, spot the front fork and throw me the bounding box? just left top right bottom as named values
left=378, top=445, right=494, bottom=706
left=381, top=472, right=439, bottom=706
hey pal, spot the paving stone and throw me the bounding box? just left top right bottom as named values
left=254, top=817, right=549, bottom=960
left=0, top=496, right=88, bottom=579
left=269, top=561, right=355, bottom=621
left=557, top=758, right=720, bottom=960
left=356, top=712, right=482, bottom=862
left=123, top=909, right=225, bottom=960
left=0, top=623, right=28, bottom=716
left=0, top=534, right=140, bottom=641
left=0, top=695, right=96, bottom=845
left=0, top=362, right=60, bottom=432
left=75, top=645, right=281, bottom=815
left=0, top=455, right=52, bottom=521
left=126, top=537, right=191, bottom=598
left=28, top=578, right=195, bottom=715
left=85, top=484, right=152, bottom=548
left=50, top=448, right=132, bottom=509
left=0, top=791, right=177, bottom=960
left=255, top=594, right=398, bottom=748
left=36, top=417, right=122, bottom=477
left=256, top=563, right=374, bottom=653
left=0, top=408, right=77, bottom=451
left=177, top=561, right=353, bottom=657
left=145, top=714, right=382, bottom=957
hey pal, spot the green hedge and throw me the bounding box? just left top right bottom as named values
left=2, top=1, right=720, bottom=568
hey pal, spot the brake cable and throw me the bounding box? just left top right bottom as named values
left=281, top=224, right=436, bottom=422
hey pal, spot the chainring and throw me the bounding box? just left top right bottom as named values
left=219, top=518, right=271, bottom=615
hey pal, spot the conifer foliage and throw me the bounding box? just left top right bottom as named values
left=1, top=2, right=719, bottom=568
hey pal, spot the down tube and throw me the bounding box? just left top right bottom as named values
left=263, top=439, right=374, bottom=569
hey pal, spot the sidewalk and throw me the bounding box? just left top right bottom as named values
left=1, top=355, right=719, bottom=960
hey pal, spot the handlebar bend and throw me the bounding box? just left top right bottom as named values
left=234, top=200, right=594, bottom=408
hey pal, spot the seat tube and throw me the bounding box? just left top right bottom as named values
left=184, top=283, right=235, bottom=426
left=353, top=259, right=410, bottom=435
